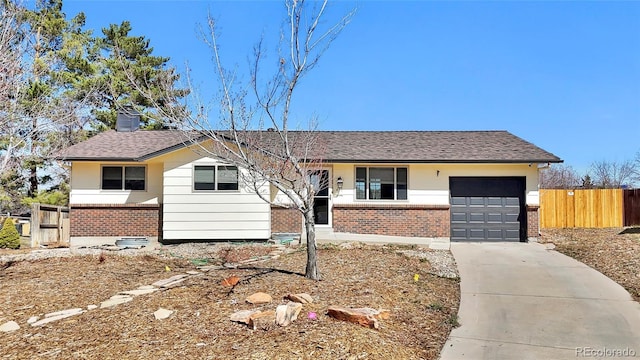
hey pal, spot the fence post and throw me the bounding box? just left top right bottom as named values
left=30, top=203, right=41, bottom=248
left=56, top=207, right=62, bottom=243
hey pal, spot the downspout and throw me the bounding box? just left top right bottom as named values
left=536, top=163, right=550, bottom=238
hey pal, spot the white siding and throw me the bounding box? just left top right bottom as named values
left=162, top=155, right=270, bottom=240
left=164, top=229, right=267, bottom=239
left=69, top=161, right=163, bottom=205
left=163, top=212, right=269, bottom=222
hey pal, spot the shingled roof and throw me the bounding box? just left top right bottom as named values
left=56, top=130, right=197, bottom=161
left=57, top=130, right=562, bottom=163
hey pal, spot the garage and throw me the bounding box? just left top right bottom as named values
left=450, top=177, right=526, bottom=241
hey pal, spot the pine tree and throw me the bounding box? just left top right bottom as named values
left=0, top=218, right=21, bottom=249
left=2, top=0, right=186, bottom=214
left=19, top=0, right=97, bottom=197
left=93, top=21, right=187, bottom=130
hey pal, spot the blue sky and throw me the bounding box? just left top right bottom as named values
left=60, top=0, right=639, bottom=174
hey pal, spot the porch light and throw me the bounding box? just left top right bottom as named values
left=336, top=176, right=344, bottom=190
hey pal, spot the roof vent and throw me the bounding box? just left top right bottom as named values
left=116, top=107, right=141, bottom=132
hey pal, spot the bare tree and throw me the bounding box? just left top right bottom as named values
left=0, top=0, right=27, bottom=176
left=540, top=164, right=583, bottom=189
left=132, top=0, right=354, bottom=280
left=630, top=151, right=640, bottom=187
left=589, top=159, right=636, bottom=189
left=0, top=1, right=97, bottom=212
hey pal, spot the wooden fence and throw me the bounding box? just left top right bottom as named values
left=540, top=189, right=624, bottom=228
left=30, top=203, right=70, bottom=247
left=624, top=189, right=640, bottom=226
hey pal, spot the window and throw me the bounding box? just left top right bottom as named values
left=101, top=166, right=146, bottom=190
left=355, top=167, right=408, bottom=200
left=194, top=165, right=238, bottom=191
left=309, top=170, right=329, bottom=196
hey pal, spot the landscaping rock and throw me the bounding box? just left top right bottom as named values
left=275, top=301, right=303, bottom=326
left=87, top=305, right=98, bottom=310
left=100, top=295, right=133, bottom=308
left=27, top=316, right=39, bottom=324
left=151, top=274, right=188, bottom=287
left=159, top=278, right=187, bottom=288
left=154, top=308, right=174, bottom=320
left=120, top=288, right=158, bottom=296
left=339, top=242, right=364, bottom=250
left=285, top=293, right=313, bottom=304
left=137, top=285, right=156, bottom=290
left=326, top=307, right=390, bottom=329
left=31, top=309, right=86, bottom=327
left=230, top=309, right=262, bottom=325
left=221, top=276, right=240, bottom=287
left=45, top=308, right=83, bottom=318
left=249, top=310, right=276, bottom=331
left=239, top=257, right=260, bottom=265
left=0, top=321, right=20, bottom=332
left=246, top=292, right=272, bottom=304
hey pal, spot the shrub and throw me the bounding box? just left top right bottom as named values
left=0, top=218, right=20, bottom=249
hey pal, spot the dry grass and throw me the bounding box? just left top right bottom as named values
left=540, top=227, right=640, bottom=301
left=0, top=245, right=459, bottom=359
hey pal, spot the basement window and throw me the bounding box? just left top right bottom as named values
left=194, top=165, right=239, bottom=191
left=102, top=166, right=146, bottom=191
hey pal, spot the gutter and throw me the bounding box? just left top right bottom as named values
left=323, top=159, right=564, bottom=164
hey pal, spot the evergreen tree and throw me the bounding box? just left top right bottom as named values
left=0, top=218, right=21, bottom=249
left=93, top=21, right=187, bottom=130
left=1, top=0, right=186, bottom=214
left=0, top=167, right=28, bottom=215
left=20, top=0, right=97, bottom=197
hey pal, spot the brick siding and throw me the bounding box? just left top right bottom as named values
left=527, top=205, right=539, bottom=238
left=271, top=206, right=302, bottom=233
left=332, top=204, right=450, bottom=238
left=70, top=204, right=161, bottom=238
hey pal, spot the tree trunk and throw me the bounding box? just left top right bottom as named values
left=28, top=117, right=38, bottom=197
left=303, top=209, right=320, bottom=280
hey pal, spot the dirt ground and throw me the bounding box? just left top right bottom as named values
left=540, top=227, right=640, bottom=301
left=0, top=244, right=459, bottom=359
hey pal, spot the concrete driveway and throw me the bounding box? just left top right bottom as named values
left=440, top=242, right=640, bottom=360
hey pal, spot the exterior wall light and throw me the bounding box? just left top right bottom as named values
left=336, top=176, right=344, bottom=190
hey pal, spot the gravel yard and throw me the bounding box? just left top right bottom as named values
left=0, top=241, right=459, bottom=359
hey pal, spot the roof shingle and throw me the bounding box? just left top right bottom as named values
left=57, top=130, right=562, bottom=163
left=56, top=130, right=194, bottom=161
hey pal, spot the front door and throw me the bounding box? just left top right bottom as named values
left=310, top=170, right=330, bottom=225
